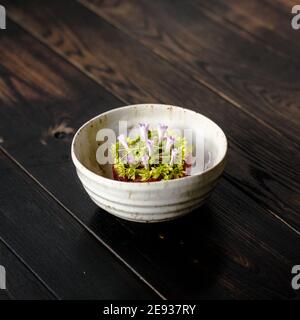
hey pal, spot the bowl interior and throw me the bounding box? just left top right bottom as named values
left=72, top=104, right=227, bottom=180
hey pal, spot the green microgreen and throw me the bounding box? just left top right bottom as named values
left=111, top=124, right=192, bottom=181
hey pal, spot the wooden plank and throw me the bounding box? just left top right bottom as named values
left=118, top=180, right=300, bottom=299
left=0, top=151, right=159, bottom=299
left=78, top=0, right=300, bottom=143
left=187, top=0, right=300, bottom=59
left=0, top=240, right=55, bottom=299
left=3, top=0, right=300, bottom=232
left=0, top=21, right=299, bottom=299
left=272, top=0, right=299, bottom=11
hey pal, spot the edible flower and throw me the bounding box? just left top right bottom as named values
left=138, top=123, right=149, bottom=141
left=146, top=139, right=154, bottom=156
left=170, top=148, right=179, bottom=165
left=165, top=136, right=175, bottom=153
left=111, top=123, right=192, bottom=182
left=127, top=154, right=136, bottom=165
left=158, top=124, right=168, bottom=143
left=141, top=154, right=149, bottom=168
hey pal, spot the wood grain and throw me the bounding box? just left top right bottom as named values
left=0, top=21, right=299, bottom=299
left=0, top=240, right=55, bottom=299
left=3, top=0, right=300, bottom=232
left=272, top=0, right=299, bottom=12
left=79, top=0, right=300, bottom=142
left=190, top=0, right=300, bottom=59
left=0, top=150, right=158, bottom=299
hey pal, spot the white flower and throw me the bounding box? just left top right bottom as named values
left=158, top=124, right=168, bottom=143
left=141, top=154, right=149, bottom=168
left=138, top=123, right=149, bottom=141
left=165, top=136, right=175, bottom=153
left=170, top=148, right=179, bottom=166
left=146, top=139, right=154, bottom=156
left=117, top=134, right=129, bottom=149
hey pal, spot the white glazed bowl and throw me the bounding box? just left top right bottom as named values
left=71, top=104, right=227, bottom=223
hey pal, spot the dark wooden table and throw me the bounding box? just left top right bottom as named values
left=0, top=0, right=299, bottom=300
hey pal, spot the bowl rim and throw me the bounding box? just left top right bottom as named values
left=71, top=104, right=228, bottom=188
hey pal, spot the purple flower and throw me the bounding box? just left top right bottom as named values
left=185, top=153, right=193, bottom=165
left=139, top=123, right=149, bottom=141
left=141, top=154, right=149, bottom=168
left=170, top=148, right=179, bottom=166
left=165, top=136, right=175, bottom=152
left=127, top=154, right=135, bottom=165
left=158, top=124, right=168, bottom=143
left=146, top=139, right=154, bottom=156
left=117, top=134, right=128, bottom=149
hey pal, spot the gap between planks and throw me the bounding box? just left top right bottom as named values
left=3, top=16, right=300, bottom=238
left=0, top=147, right=166, bottom=300
left=77, top=0, right=287, bottom=141
left=193, top=0, right=297, bottom=62
left=7, top=8, right=287, bottom=146
left=0, top=230, right=59, bottom=299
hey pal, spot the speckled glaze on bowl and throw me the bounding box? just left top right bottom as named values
left=71, top=104, right=227, bottom=223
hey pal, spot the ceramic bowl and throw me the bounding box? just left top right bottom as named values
left=71, top=104, right=227, bottom=222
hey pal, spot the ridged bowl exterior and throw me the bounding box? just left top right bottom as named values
left=71, top=104, right=227, bottom=223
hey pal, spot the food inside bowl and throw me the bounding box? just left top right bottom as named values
left=110, top=123, right=192, bottom=182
